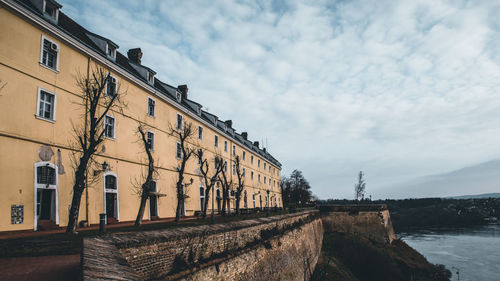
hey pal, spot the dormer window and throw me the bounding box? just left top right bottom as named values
left=176, top=92, right=181, bottom=102
left=147, top=72, right=154, bottom=84
left=106, top=44, right=116, bottom=60
left=43, top=0, right=60, bottom=22
left=197, top=106, right=202, bottom=116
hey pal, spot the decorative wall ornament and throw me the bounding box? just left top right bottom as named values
left=38, top=145, right=54, bottom=161
left=57, top=149, right=65, bottom=174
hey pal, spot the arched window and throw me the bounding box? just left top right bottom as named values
left=200, top=186, right=205, bottom=212
left=216, top=188, right=221, bottom=212
left=104, top=173, right=119, bottom=223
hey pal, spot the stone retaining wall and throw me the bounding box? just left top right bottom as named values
left=320, top=205, right=396, bottom=244
left=82, top=211, right=322, bottom=281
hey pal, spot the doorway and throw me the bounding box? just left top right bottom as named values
left=34, top=162, right=59, bottom=231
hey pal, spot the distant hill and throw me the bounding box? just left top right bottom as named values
left=378, top=159, right=500, bottom=199
left=448, top=193, right=500, bottom=199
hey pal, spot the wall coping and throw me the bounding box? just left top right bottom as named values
left=104, top=210, right=318, bottom=249
left=319, top=204, right=388, bottom=213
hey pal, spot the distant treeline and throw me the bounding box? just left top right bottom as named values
left=318, top=197, right=500, bottom=232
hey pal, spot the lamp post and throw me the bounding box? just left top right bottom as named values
left=211, top=178, right=215, bottom=224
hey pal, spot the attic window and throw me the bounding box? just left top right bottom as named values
left=106, top=44, right=116, bottom=59
left=147, top=72, right=154, bottom=84
left=197, top=106, right=201, bottom=116
left=43, top=1, right=59, bottom=21
left=176, top=92, right=181, bottom=102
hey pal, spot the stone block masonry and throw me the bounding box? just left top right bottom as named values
left=82, top=210, right=323, bottom=281
left=320, top=205, right=396, bottom=244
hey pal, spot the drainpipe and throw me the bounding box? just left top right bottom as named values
left=84, top=56, right=91, bottom=224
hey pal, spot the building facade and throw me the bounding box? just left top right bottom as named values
left=0, top=0, right=282, bottom=232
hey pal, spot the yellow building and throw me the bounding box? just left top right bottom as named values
left=0, top=0, right=282, bottom=232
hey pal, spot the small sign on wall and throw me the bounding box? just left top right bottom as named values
left=11, top=205, right=24, bottom=224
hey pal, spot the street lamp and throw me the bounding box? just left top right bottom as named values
left=211, top=178, right=215, bottom=224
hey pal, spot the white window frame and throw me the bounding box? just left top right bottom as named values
left=106, top=44, right=116, bottom=60
left=176, top=113, right=183, bottom=130
left=199, top=185, right=205, bottom=212
left=224, top=160, right=228, bottom=173
left=198, top=126, right=203, bottom=140
left=33, top=161, right=59, bottom=231
left=224, top=140, right=227, bottom=152
left=258, top=159, right=260, bottom=168
left=251, top=155, right=254, bottom=165
left=147, top=72, right=154, bottom=84
left=105, top=73, right=118, bottom=97
left=243, top=168, right=246, bottom=178
left=243, top=151, right=246, bottom=161
left=233, top=163, right=236, bottom=175
left=103, top=171, right=120, bottom=223
left=146, top=130, right=155, bottom=151
left=39, top=35, right=60, bottom=72
left=35, top=87, right=57, bottom=122
left=232, top=145, right=236, bottom=156
left=42, top=0, right=59, bottom=21
left=147, top=97, right=156, bottom=117
left=104, top=115, right=115, bottom=140
left=214, top=135, right=218, bottom=148
left=176, top=141, right=182, bottom=159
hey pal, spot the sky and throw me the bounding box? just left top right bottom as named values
left=58, top=0, right=500, bottom=199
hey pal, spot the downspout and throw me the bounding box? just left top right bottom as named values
left=84, top=56, right=90, bottom=224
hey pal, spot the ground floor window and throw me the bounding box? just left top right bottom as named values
left=149, top=181, right=158, bottom=219
left=200, top=186, right=205, bottom=212
left=104, top=173, right=119, bottom=223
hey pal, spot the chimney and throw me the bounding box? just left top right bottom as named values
left=263, top=148, right=267, bottom=153
left=241, top=132, right=248, bottom=140
left=178, top=85, right=188, bottom=100
left=224, top=120, right=232, bottom=128
left=253, top=141, right=259, bottom=148
left=127, top=48, right=143, bottom=64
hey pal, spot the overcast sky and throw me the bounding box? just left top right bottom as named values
left=59, top=0, right=500, bottom=199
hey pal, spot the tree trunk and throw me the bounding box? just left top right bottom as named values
left=175, top=183, right=182, bottom=222
left=203, top=186, right=210, bottom=218
left=66, top=158, right=88, bottom=233
left=134, top=192, right=148, bottom=226
left=66, top=188, right=83, bottom=233
left=235, top=197, right=241, bottom=214
left=221, top=189, right=227, bottom=215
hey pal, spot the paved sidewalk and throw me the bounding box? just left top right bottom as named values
left=0, top=254, right=80, bottom=281
left=0, top=215, right=201, bottom=239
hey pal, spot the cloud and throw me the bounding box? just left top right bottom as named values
left=59, top=0, right=500, bottom=199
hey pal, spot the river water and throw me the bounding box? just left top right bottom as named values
left=400, top=224, right=500, bottom=281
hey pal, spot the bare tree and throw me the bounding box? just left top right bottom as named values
left=133, top=124, right=157, bottom=226
left=233, top=155, right=245, bottom=214
left=168, top=120, right=196, bottom=222
left=197, top=149, right=224, bottom=217
left=218, top=160, right=233, bottom=216
left=196, top=150, right=224, bottom=217
left=354, top=171, right=366, bottom=201
left=67, top=67, right=124, bottom=233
